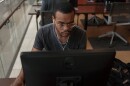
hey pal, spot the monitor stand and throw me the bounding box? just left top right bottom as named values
left=56, top=76, right=82, bottom=86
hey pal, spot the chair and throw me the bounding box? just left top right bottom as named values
left=98, top=2, right=130, bottom=46
left=39, top=0, right=54, bottom=27
left=88, top=1, right=105, bottom=26
left=40, top=0, right=68, bottom=26
left=35, top=11, right=52, bottom=31
left=40, top=11, right=53, bottom=26
left=88, top=13, right=103, bottom=25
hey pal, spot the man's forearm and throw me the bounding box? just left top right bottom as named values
left=11, top=69, right=24, bottom=86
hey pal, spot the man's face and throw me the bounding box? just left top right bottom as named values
left=53, top=11, right=75, bottom=37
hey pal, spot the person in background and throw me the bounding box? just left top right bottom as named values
left=69, top=0, right=78, bottom=7
left=11, top=2, right=87, bottom=86
left=40, top=0, right=68, bottom=26
left=41, top=0, right=68, bottom=11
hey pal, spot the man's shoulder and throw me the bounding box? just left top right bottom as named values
left=40, top=23, right=53, bottom=31
left=37, top=23, right=53, bottom=35
left=41, top=23, right=53, bottom=28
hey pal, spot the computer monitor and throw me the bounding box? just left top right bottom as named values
left=21, top=49, right=116, bottom=86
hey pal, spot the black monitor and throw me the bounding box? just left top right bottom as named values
left=21, top=49, right=116, bottom=86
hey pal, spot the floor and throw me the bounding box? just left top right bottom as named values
left=9, top=15, right=37, bottom=78
left=9, top=14, right=130, bottom=78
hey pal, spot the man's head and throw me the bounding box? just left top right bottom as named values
left=52, top=2, right=75, bottom=38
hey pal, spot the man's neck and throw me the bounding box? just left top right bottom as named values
left=54, top=28, right=69, bottom=44
left=58, top=36, right=69, bottom=44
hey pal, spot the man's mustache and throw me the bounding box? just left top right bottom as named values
left=62, top=30, right=71, bottom=33
left=62, top=28, right=73, bottom=33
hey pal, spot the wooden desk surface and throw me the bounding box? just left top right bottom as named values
left=29, top=5, right=105, bottom=15
left=78, top=0, right=87, bottom=5
left=76, top=5, right=105, bottom=14
left=0, top=78, right=15, bottom=86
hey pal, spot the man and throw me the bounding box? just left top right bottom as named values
left=11, top=2, right=86, bottom=86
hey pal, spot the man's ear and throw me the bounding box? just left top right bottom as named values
left=52, top=16, right=55, bottom=23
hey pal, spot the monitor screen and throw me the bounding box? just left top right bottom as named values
left=21, top=49, right=116, bottom=86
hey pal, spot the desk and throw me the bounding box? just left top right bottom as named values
left=78, top=0, right=87, bottom=5
left=0, top=78, right=15, bottom=86
left=76, top=4, right=105, bottom=30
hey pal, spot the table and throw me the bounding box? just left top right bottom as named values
left=0, top=78, right=15, bottom=86
left=76, top=4, right=105, bottom=30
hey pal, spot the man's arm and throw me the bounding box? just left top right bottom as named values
left=32, top=47, right=42, bottom=51
left=10, top=70, right=24, bottom=86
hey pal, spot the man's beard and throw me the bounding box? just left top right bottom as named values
left=60, top=30, right=72, bottom=37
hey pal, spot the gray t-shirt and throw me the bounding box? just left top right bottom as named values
left=33, top=23, right=87, bottom=51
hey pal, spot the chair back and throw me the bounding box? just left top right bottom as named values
left=40, top=11, right=53, bottom=26
left=40, top=0, right=69, bottom=26
left=110, top=2, right=130, bottom=23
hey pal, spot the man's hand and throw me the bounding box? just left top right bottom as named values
left=10, top=78, right=24, bottom=86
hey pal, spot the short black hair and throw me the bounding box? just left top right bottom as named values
left=53, top=2, right=75, bottom=17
